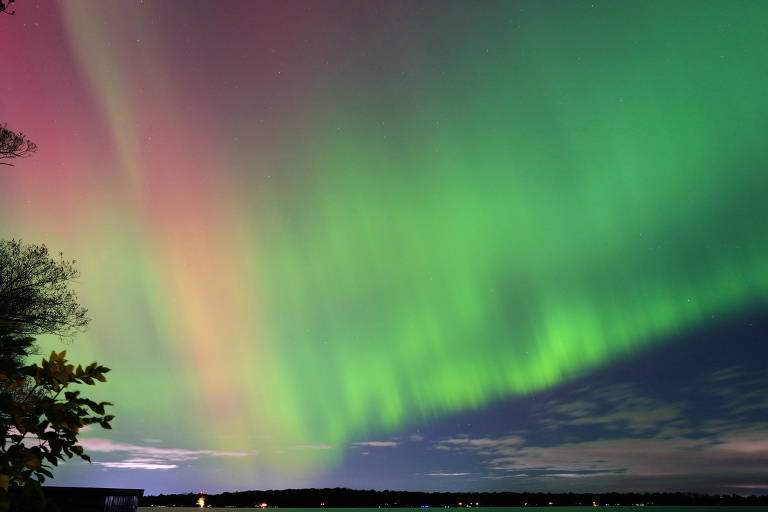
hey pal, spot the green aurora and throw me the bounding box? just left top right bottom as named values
left=3, top=0, right=768, bottom=476
left=252, top=1, right=768, bottom=451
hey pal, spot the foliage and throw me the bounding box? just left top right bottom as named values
left=0, top=124, right=36, bottom=165
left=0, top=342, right=112, bottom=510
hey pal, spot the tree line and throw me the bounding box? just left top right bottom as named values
left=142, top=487, right=768, bottom=508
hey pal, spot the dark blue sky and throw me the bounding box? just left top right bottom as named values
left=312, top=308, right=768, bottom=494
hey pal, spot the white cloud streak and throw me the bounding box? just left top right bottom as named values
left=81, top=438, right=249, bottom=461
left=95, top=460, right=177, bottom=470
left=80, top=437, right=251, bottom=471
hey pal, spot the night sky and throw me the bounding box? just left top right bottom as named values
left=1, top=0, right=767, bottom=496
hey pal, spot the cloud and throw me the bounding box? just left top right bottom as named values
left=80, top=438, right=249, bottom=461
left=546, top=401, right=597, bottom=417
left=541, top=385, right=683, bottom=434
left=435, top=436, right=524, bottom=452
left=585, top=383, right=638, bottom=403
left=709, top=366, right=745, bottom=383
left=432, top=381, right=768, bottom=492
left=488, top=427, right=768, bottom=487
left=408, top=434, right=425, bottom=442
left=546, top=472, right=623, bottom=478
left=707, top=367, right=768, bottom=416
left=436, top=425, right=768, bottom=491
left=352, top=441, right=399, bottom=447
left=80, top=438, right=250, bottom=470
left=479, top=473, right=530, bottom=480
left=95, top=460, right=177, bottom=470
left=425, top=472, right=472, bottom=477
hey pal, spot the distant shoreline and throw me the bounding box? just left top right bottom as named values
left=141, top=488, right=768, bottom=508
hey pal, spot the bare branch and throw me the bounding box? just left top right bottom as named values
left=0, top=123, right=37, bottom=165
left=0, top=240, right=89, bottom=340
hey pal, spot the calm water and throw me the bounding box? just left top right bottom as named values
left=138, top=508, right=768, bottom=511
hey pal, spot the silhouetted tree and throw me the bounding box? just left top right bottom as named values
left=1, top=8, right=114, bottom=510
left=0, top=240, right=113, bottom=512
left=0, top=240, right=89, bottom=339
left=0, top=344, right=112, bottom=511
left=0, top=0, right=16, bottom=16
left=0, top=124, right=36, bottom=166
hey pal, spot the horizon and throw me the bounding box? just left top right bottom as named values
left=137, top=487, right=768, bottom=507
left=2, top=0, right=767, bottom=497
left=138, top=486, right=768, bottom=497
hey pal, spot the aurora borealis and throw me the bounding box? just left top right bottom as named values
left=1, top=0, right=768, bottom=494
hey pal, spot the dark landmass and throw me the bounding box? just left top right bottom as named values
left=141, top=488, right=768, bottom=508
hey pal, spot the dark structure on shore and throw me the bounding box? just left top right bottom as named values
left=44, top=486, right=144, bottom=512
